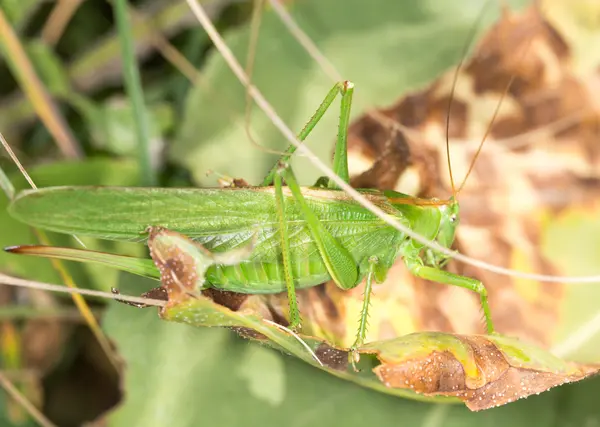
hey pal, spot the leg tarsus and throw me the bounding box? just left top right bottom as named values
left=111, top=287, right=168, bottom=308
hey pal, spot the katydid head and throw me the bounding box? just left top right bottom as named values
left=436, top=197, right=460, bottom=250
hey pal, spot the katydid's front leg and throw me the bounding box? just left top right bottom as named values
left=403, top=251, right=495, bottom=334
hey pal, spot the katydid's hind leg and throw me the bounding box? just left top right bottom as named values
left=349, top=256, right=379, bottom=371
left=328, top=80, right=354, bottom=188
left=279, top=164, right=359, bottom=290
left=261, top=81, right=354, bottom=187
left=404, top=257, right=495, bottom=334
left=273, top=170, right=302, bottom=330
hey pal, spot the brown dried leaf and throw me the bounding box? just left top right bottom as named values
left=362, top=332, right=600, bottom=411
left=147, top=226, right=256, bottom=308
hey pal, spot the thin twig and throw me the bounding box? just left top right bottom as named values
left=0, top=371, right=57, bottom=427
left=0, top=273, right=166, bottom=307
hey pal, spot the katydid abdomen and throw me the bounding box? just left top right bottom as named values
left=8, top=185, right=408, bottom=293
left=208, top=219, right=401, bottom=293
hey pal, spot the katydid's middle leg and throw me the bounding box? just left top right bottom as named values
left=349, top=256, right=379, bottom=369
left=273, top=170, right=301, bottom=330
left=261, top=81, right=355, bottom=187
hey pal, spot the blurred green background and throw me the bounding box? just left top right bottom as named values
left=1, top=0, right=600, bottom=426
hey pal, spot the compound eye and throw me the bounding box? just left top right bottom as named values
left=449, top=214, right=457, bottom=223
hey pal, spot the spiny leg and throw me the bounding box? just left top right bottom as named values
left=278, top=164, right=359, bottom=290
left=261, top=81, right=354, bottom=187
left=328, top=80, right=353, bottom=189
left=264, top=80, right=361, bottom=337
left=404, top=256, right=495, bottom=334
left=350, top=255, right=379, bottom=369
left=273, top=169, right=301, bottom=330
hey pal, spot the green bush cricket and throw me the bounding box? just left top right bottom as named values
left=5, top=77, right=495, bottom=364
left=1, top=1, right=600, bottom=420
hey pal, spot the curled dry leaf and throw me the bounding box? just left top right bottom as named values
left=361, top=332, right=600, bottom=411
left=146, top=225, right=256, bottom=306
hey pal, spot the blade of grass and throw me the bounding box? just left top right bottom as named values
left=0, top=0, right=214, bottom=133
left=0, top=8, right=81, bottom=159
left=113, top=0, right=155, bottom=186
left=1, top=322, right=21, bottom=375
left=130, top=8, right=200, bottom=83
left=41, top=0, right=84, bottom=46
left=1, top=0, right=44, bottom=31
left=0, top=319, right=29, bottom=424
left=70, top=0, right=198, bottom=92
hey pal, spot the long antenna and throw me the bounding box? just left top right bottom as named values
left=456, top=75, right=515, bottom=195
left=455, top=27, right=536, bottom=196
left=445, top=0, right=494, bottom=198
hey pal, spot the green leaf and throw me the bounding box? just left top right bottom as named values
left=87, top=98, right=174, bottom=157
left=89, top=227, right=597, bottom=412
left=103, top=282, right=600, bottom=426
left=541, top=205, right=600, bottom=362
